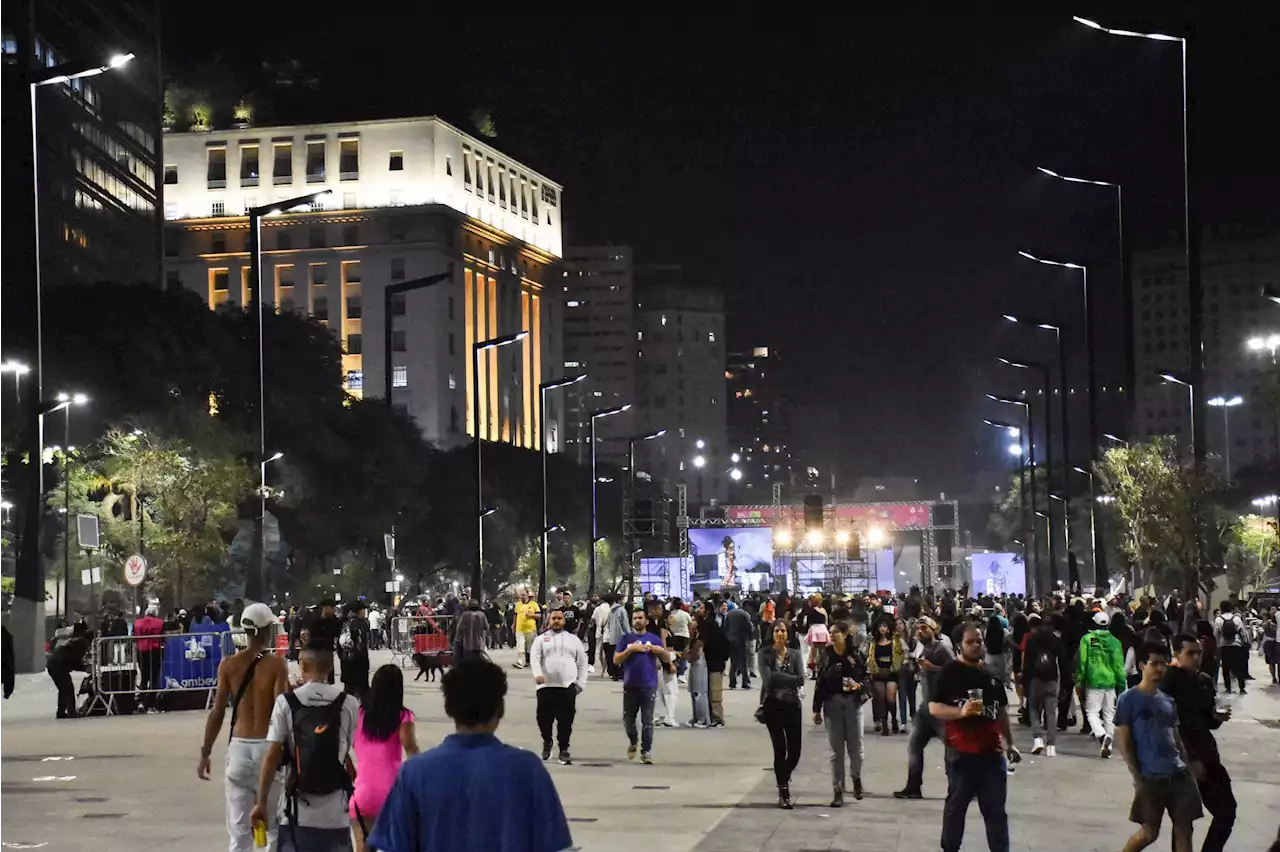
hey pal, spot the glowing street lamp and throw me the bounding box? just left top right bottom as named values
left=1246, top=334, right=1280, bottom=362
left=538, top=373, right=587, bottom=603
left=987, top=395, right=1040, bottom=590
left=1207, top=396, right=1245, bottom=478
left=997, top=357, right=1060, bottom=587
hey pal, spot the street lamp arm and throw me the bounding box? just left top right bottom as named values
left=32, top=53, right=133, bottom=87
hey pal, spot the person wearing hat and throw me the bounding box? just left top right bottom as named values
left=1077, top=609, right=1126, bottom=759
left=198, top=602, right=289, bottom=852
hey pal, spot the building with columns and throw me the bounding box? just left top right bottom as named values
left=162, top=116, right=564, bottom=450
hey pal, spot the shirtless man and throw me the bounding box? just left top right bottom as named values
left=198, top=602, right=290, bottom=851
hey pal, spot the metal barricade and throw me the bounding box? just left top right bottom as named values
left=87, top=630, right=240, bottom=716
left=389, top=615, right=455, bottom=669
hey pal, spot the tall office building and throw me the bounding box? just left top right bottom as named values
left=560, top=246, right=636, bottom=467
left=162, top=116, right=564, bottom=450
left=726, top=345, right=792, bottom=502
left=633, top=265, right=727, bottom=506
left=3, top=0, right=163, bottom=290
left=1132, top=228, right=1280, bottom=475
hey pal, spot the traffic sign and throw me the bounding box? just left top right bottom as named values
left=123, top=554, right=148, bottom=586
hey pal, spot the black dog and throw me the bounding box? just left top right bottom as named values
left=412, top=651, right=453, bottom=681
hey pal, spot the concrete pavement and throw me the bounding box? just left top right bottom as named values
left=2, top=647, right=1277, bottom=851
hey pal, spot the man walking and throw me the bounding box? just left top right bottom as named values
left=1077, top=610, right=1126, bottom=758
left=600, top=594, right=628, bottom=680
left=614, top=608, right=670, bottom=764
left=928, top=624, right=1020, bottom=852
left=1213, top=600, right=1249, bottom=694
left=512, top=588, right=540, bottom=669
left=1115, top=640, right=1203, bottom=852
left=894, top=617, right=955, bottom=799
left=198, top=603, right=289, bottom=852
left=1021, top=613, right=1064, bottom=756
left=723, top=599, right=753, bottom=689
left=531, top=609, right=588, bottom=765
left=698, top=599, right=730, bottom=727
left=1160, top=633, right=1235, bottom=852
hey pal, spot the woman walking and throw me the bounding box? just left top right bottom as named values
left=759, top=620, right=805, bottom=809
left=983, top=614, right=1012, bottom=693
left=350, top=665, right=420, bottom=852
left=813, top=621, right=868, bottom=806
left=895, top=615, right=918, bottom=730
left=685, top=619, right=711, bottom=727
left=803, top=594, right=830, bottom=679
left=866, top=616, right=903, bottom=734
left=1010, top=612, right=1030, bottom=721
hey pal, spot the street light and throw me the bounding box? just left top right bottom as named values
left=624, top=428, right=665, bottom=601
left=538, top=374, right=587, bottom=604
left=1160, top=371, right=1196, bottom=449
left=1207, top=396, right=1245, bottom=478
left=987, top=393, right=1041, bottom=594
left=50, top=392, right=88, bottom=621
left=998, top=358, right=1060, bottom=589
left=259, top=451, right=284, bottom=600
left=1103, top=433, right=1129, bottom=448
left=1246, top=334, right=1280, bottom=362
left=692, top=455, right=706, bottom=468
left=588, top=404, right=631, bottom=594
left=1075, top=15, right=1203, bottom=470
left=1263, top=285, right=1280, bottom=307
left=1037, top=167, right=1131, bottom=423
left=1, top=361, right=30, bottom=405
left=472, top=331, right=529, bottom=603
left=983, top=417, right=1032, bottom=582
left=729, top=467, right=744, bottom=481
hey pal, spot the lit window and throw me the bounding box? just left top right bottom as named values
left=637, top=331, right=643, bottom=341
left=567, top=300, right=580, bottom=307
left=211, top=201, right=225, bottom=217
left=708, top=332, right=716, bottom=343
left=448, top=373, right=457, bottom=390
left=564, top=361, right=580, bottom=368
left=392, top=366, right=408, bottom=388
left=347, top=370, right=363, bottom=390
left=661, top=315, right=667, bottom=326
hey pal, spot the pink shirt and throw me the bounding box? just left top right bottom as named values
left=133, top=616, right=164, bottom=652
left=350, top=707, right=415, bottom=819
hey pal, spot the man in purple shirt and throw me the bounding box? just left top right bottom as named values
left=614, top=609, right=671, bottom=764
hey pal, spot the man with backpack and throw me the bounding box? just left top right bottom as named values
left=1078, top=610, right=1127, bottom=759
left=1214, top=600, right=1249, bottom=694
left=1021, top=613, right=1065, bottom=756
left=251, top=638, right=359, bottom=852
left=198, top=603, right=289, bottom=852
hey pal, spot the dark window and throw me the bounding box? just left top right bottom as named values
left=309, top=227, right=325, bottom=248
left=392, top=330, right=407, bottom=352
left=313, top=297, right=328, bottom=320
left=207, top=148, right=226, bottom=188
left=163, top=165, right=178, bottom=184
left=212, top=270, right=229, bottom=292
left=306, top=141, right=325, bottom=182
left=346, top=296, right=362, bottom=319
left=390, top=294, right=406, bottom=316
left=391, top=257, right=405, bottom=280
left=448, top=332, right=455, bottom=355
left=389, top=151, right=404, bottom=171
left=273, top=143, right=292, bottom=184
left=347, top=333, right=362, bottom=355
left=239, top=146, right=259, bottom=185
left=339, top=139, right=359, bottom=179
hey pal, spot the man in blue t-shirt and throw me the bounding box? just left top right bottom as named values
left=613, top=608, right=670, bottom=764
left=367, top=658, right=572, bottom=852
left=1114, top=640, right=1203, bottom=852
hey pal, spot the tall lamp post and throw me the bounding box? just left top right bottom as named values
left=538, top=374, right=586, bottom=604
left=53, top=392, right=88, bottom=621
left=1206, top=396, right=1244, bottom=479
left=987, top=393, right=1040, bottom=595
left=588, top=405, right=631, bottom=594
left=1036, top=167, right=1131, bottom=429
left=15, top=53, right=133, bottom=670
left=984, top=418, right=1031, bottom=574
left=1072, top=466, right=1100, bottom=589
left=625, top=429, right=666, bottom=601
left=259, top=451, right=283, bottom=601
left=1075, top=16, right=1203, bottom=468
left=472, top=331, right=528, bottom=603
left=998, top=358, right=1059, bottom=589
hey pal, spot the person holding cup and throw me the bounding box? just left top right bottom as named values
left=928, top=623, right=1021, bottom=852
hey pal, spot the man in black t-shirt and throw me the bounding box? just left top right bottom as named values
left=928, top=624, right=1020, bottom=852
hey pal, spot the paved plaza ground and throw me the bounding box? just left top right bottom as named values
left=2, top=648, right=1277, bottom=851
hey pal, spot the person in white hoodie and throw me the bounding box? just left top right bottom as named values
left=532, top=608, right=589, bottom=765
left=591, top=596, right=613, bottom=675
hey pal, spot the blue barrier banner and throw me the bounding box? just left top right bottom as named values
left=160, top=631, right=226, bottom=690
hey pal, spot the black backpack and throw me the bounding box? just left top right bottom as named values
left=283, top=692, right=352, bottom=798
left=1220, top=615, right=1239, bottom=644
left=1031, top=641, right=1058, bottom=681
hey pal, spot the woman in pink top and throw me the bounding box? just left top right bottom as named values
left=350, top=665, right=420, bottom=851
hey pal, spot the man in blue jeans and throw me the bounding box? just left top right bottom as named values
left=614, top=608, right=670, bottom=764
left=928, top=624, right=1021, bottom=852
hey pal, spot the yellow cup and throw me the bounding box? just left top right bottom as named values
left=253, top=821, right=267, bottom=848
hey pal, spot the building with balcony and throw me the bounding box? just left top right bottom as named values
left=162, top=116, right=564, bottom=450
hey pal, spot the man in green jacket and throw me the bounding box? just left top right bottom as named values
left=1078, top=611, right=1126, bottom=759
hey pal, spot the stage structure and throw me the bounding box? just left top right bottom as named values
left=677, top=490, right=961, bottom=595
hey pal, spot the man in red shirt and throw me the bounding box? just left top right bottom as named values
left=133, top=606, right=165, bottom=712
left=928, top=623, right=1021, bottom=852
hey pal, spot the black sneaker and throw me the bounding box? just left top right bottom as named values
left=541, top=742, right=552, bottom=761
left=558, top=748, right=572, bottom=765
left=892, top=788, right=923, bottom=800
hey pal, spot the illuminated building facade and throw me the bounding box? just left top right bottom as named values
left=726, top=346, right=793, bottom=501
left=162, top=116, right=563, bottom=449
left=634, top=266, right=727, bottom=505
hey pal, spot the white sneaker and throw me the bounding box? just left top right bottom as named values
left=662, top=719, right=681, bottom=728
left=1031, top=737, right=1045, bottom=755
left=1100, top=735, right=1113, bottom=759
left=677, top=676, right=687, bottom=685
left=1046, top=745, right=1057, bottom=757
left=691, top=720, right=708, bottom=728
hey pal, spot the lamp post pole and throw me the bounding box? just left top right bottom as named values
left=538, top=375, right=586, bottom=604
left=998, top=360, right=1058, bottom=590
left=588, top=405, right=630, bottom=595
left=988, top=395, right=1039, bottom=594
left=625, top=430, right=665, bottom=602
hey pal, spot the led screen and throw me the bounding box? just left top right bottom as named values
left=638, top=557, right=688, bottom=599
left=970, top=552, right=1026, bottom=597
left=688, top=527, right=775, bottom=593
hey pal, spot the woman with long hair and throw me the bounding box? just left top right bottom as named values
left=804, top=594, right=830, bottom=679
left=813, top=621, right=868, bottom=805
left=983, top=614, right=1011, bottom=691
left=1010, top=612, right=1030, bottom=719
left=895, top=615, right=919, bottom=729
left=865, top=616, right=903, bottom=735
left=685, top=617, right=711, bottom=727
left=759, top=620, right=805, bottom=809
left=349, top=665, right=420, bottom=851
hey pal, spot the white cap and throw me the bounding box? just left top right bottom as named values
left=240, top=602, right=277, bottom=632
left=1093, top=611, right=1110, bottom=626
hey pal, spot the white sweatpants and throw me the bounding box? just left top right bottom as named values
left=226, top=737, right=281, bottom=852
left=655, top=665, right=680, bottom=722
left=1083, top=688, right=1117, bottom=740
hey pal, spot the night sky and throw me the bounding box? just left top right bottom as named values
left=167, top=6, right=1279, bottom=494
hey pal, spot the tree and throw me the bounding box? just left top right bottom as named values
left=1225, top=513, right=1279, bottom=594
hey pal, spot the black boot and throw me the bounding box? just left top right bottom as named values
left=853, top=776, right=864, bottom=800
left=830, top=787, right=844, bottom=807
left=778, top=783, right=793, bottom=809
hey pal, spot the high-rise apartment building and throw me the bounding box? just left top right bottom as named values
left=726, top=346, right=793, bottom=502
left=1132, top=229, right=1280, bottom=475
left=162, top=116, right=564, bottom=450
left=3, top=0, right=163, bottom=290
left=633, top=265, right=727, bottom=505
left=560, top=246, right=636, bottom=467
